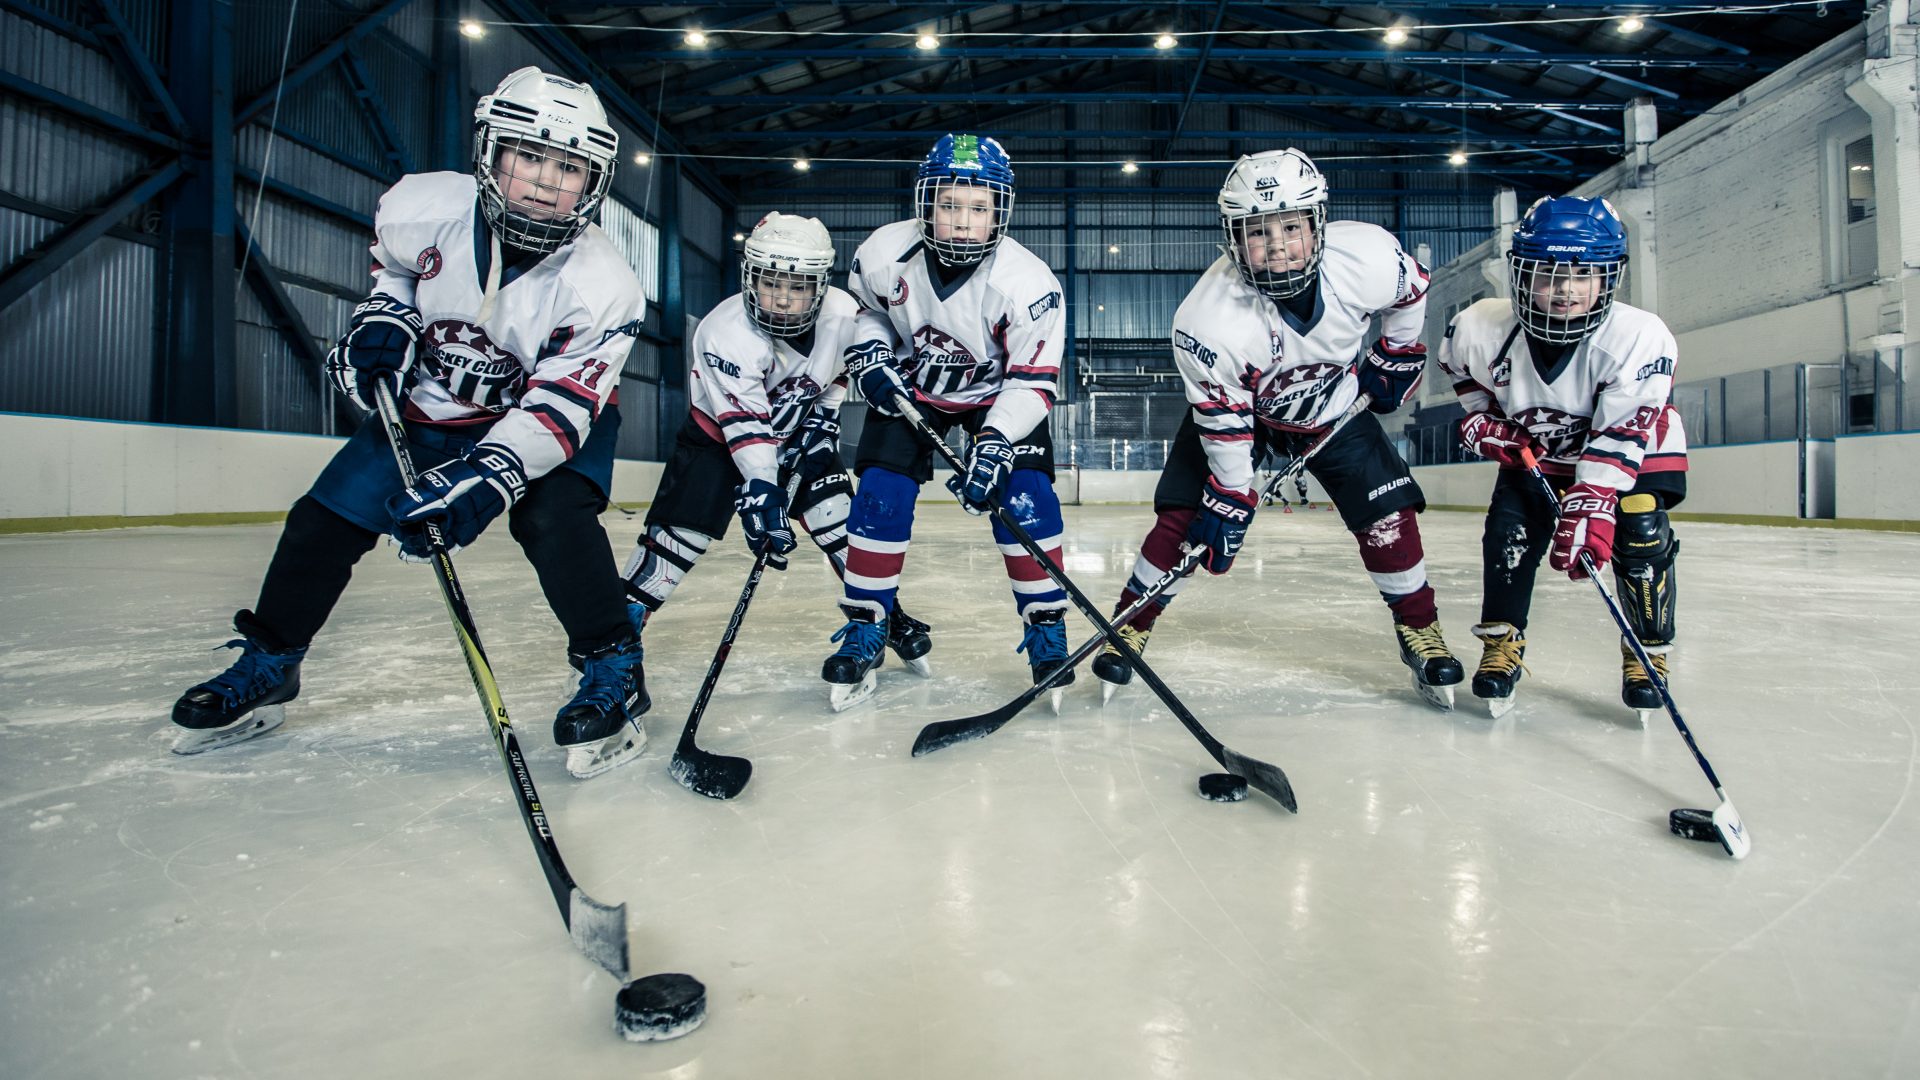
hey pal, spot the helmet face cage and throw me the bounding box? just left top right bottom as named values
left=741, top=212, right=834, bottom=337
left=1217, top=149, right=1329, bottom=300
left=473, top=68, right=619, bottom=254
left=1222, top=204, right=1326, bottom=301
left=915, top=134, right=1015, bottom=266
left=1507, top=196, right=1629, bottom=344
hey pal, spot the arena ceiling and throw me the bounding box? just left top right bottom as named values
left=519, top=1, right=1865, bottom=198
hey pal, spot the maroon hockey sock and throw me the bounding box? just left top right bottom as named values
left=1355, top=510, right=1439, bottom=628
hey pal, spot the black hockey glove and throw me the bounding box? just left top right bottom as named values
left=1186, top=476, right=1256, bottom=574
left=845, top=339, right=909, bottom=417
left=326, top=295, right=424, bottom=411
left=386, top=443, right=527, bottom=561
left=734, top=477, right=797, bottom=568
left=1356, top=339, right=1427, bottom=414
left=946, top=427, right=1015, bottom=515
left=778, top=407, right=842, bottom=483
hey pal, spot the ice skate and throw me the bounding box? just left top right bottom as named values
left=556, top=636, right=649, bottom=779
left=1092, top=623, right=1150, bottom=706
left=1471, top=622, right=1527, bottom=719
left=1394, top=619, right=1464, bottom=711
left=1621, top=640, right=1670, bottom=727
left=888, top=603, right=933, bottom=678
left=1016, top=609, right=1074, bottom=715
left=823, top=614, right=887, bottom=712
left=171, top=615, right=308, bottom=755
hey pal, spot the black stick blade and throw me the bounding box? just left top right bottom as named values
left=670, top=747, right=753, bottom=801
left=912, top=708, right=1019, bottom=757
left=1221, top=747, right=1297, bottom=813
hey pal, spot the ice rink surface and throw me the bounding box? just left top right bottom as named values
left=4, top=503, right=1918, bottom=1079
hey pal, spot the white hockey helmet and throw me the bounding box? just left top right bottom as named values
left=473, top=66, right=619, bottom=254
left=740, top=212, right=835, bottom=337
left=1218, top=148, right=1329, bottom=300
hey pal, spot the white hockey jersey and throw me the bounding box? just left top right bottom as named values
left=1438, top=297, right=1688, bottom=491
left=1172, top=221, right=1429, bottom=493
left=366, top=172, right=645, bottom=481
left=686, top=288, right=858, bottom=486
left=846, top=219, right=1063, bottom=442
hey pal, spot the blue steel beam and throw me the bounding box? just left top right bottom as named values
left=672, top=92, right=1657, bottom=111
left=1376, top=5, right=1684, bottom=99
left=235, top=166, right=375, bottom=229
left=234, top=217, right=362, bottom=433
left=596, top=46, right=1761, bottom=67
left=685, top=6, right=1146, bottom=131
left=91, top=0, right=190, bottom=135
left=233, top=0, right=417, bottom=126
left=648, top=5, right=985, bottom=95
left=0, top=69, right=186, bottom=151
left=341, top=49, right=416, bottom=175
left=0, top=160, right=187, bottom=313
left=1161, top=0, right=1231, bottom=161
left=1219, top=6, right=1620, bottom=136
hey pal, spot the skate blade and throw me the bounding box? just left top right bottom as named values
left=566, top=725, right=647, bottom=780
left=829, top=671, right=878, bottom=713
left=1099, top=680, right=1119, bottom=706
left=171, top=704, right=287, bottom=755
left=904, top=655, right=932, bottom=679
left=1412, top=675, right=1454, bottom=712
left=1049, top=687, right=1064, bottom=716
left=1485, top=694, right=1516, bottom=719
left=1634, top=708, right=1655, bottom=728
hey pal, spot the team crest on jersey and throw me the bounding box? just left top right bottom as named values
left=889, top=277, right=910, bottom=307
left=1512, top=406, right=1590, bottom=459
left=770, top=373, right=824, bottom=409
left=1269, top=330, right=1283, bottom=358
left=910, top=325, right=991, bottom=394
left=1489, top=354, right=1512, bottom=388
left=1256, top=362, right=1345, bottom=425
left=416, top=247, right=443, bottom=280
left=421, top=320, right=525, bottom=411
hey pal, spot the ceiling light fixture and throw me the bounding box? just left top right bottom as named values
left=1617, top=17, right=1645, bottom=34
left=683, top=29, right=708, bottom=47
left=1448, top=150, right=1469, bottom=166
left=916, top=33, right=940, bottom=50
left=1154, top=34, right=1177, bottom=50
left=1120, top=161, right=1139, bottom=174
left=459, top=20, right=485, bottom=39
left=1384, top=26, right=1409, bottom=45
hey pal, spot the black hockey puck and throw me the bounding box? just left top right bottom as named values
left=1669, top=808, right=1719, bottom=843
left=615, top=973, right=707, bottom=1042
left=1198, top=772, right=1249, bottom=802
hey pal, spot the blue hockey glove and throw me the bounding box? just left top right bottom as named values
left=1356, top=339, right=1427, bottom=414
left=778, top=407, right=841, bottom=482
left=734, top=477, right=797, bottom=568
left=946, top=427, right=1015, bottom=515
left=386, top=443, right=528, bottom=561
left=845, top=339, right=909, bottom=417
left=1186, top=476, right=1256, bottom=574
left=326, top=295, right=423, bottom=411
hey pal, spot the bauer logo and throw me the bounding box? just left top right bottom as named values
left=1174, top=330, right=1217, bottom=368
left=1028, top=292, right=1060, bottom=321
left=1637, top=356, right=1675, bottom=381
left=702, top=351, right=741, bottom=378
left=1367, top=476, right=1413, bottom=501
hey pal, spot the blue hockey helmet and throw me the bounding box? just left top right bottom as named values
left=1507, top=196, right=1628, bottom=343
left=914, top=134, right=1015, bottom=266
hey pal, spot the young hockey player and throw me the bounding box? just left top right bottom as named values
left=830, top=133, right=1071, bottom=711
left=1437, top=195, right=1688, bottom=721
left=619, top=211, right=931, bottom=672
left=1092, top=147, right=1466, bottom=709
left=170, top=67, right=650, bottom=778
